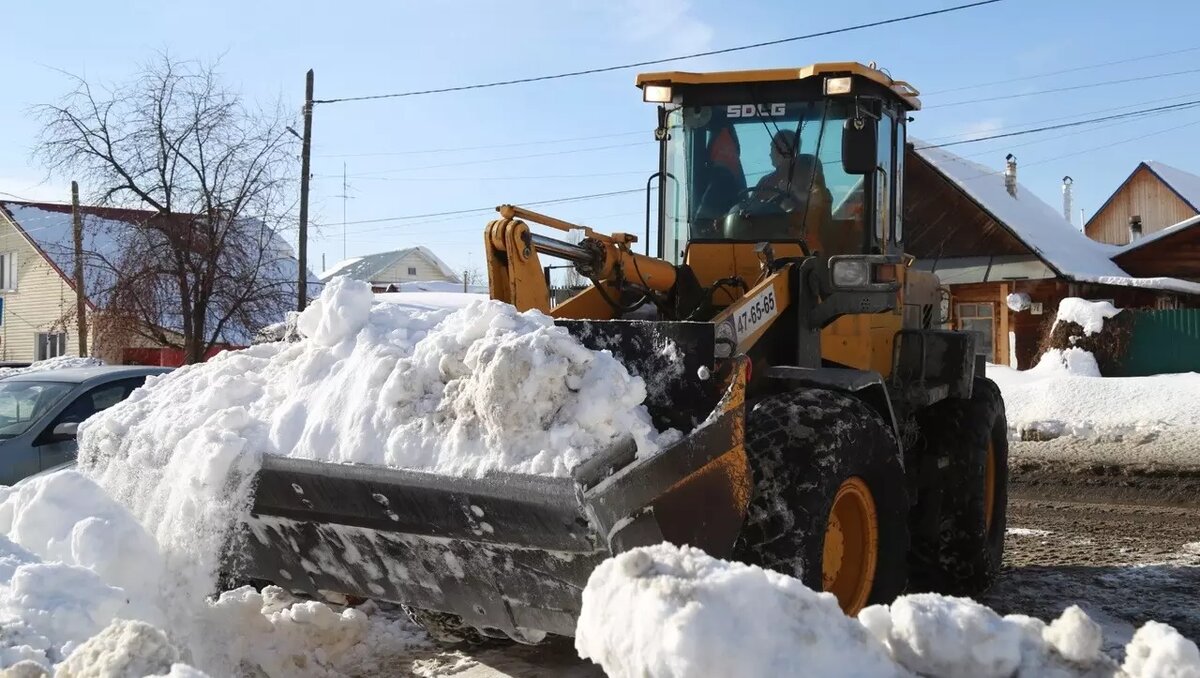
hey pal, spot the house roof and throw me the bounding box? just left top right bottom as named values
left=912, top=144, right=1200, bottom=295
left=0, top=200, right=319, bottom=342
left=320, top=246, right=460, bottom=283
left=1084, top=161, right=1200, bottom=232
left=1117, top=213, right=1200, bottom=255
left=1145, top=161, right=1200, bottom=211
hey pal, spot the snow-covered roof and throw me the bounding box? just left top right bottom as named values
left=913, top=144, right=1200, bottom=295
left=1145, top=161, right=1200, bottom=211
left=320, top=246, right=460, bottom=283
left=1117, top=213, right=1200, bottom=254
left=0, top=200, right=320, bottom=341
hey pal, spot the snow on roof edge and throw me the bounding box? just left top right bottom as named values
left=1116, top=213, right=1200, bottom=254
left=912, top=143, right=1129, bottom=282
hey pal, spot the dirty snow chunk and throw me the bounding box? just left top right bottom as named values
left=55, top=619, right=183, bottom=678
left=1122, top=621, right=1200, bottom=677
left=575, top=543, right=903, bottom=678
left=1007, top=527, right=1054, bottom=537
left=1043, top=605, right=1103, bottom=665
left=861, top=593, right=1022, bottom=677
left=1007, top=292, right=1031, bottom=312
left=1053, top=297, right=1120, bottom=336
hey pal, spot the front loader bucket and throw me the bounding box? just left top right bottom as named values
left=232, top=321, right=750, bottom=640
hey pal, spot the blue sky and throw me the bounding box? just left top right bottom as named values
left=2, top=0, right=1199, bottom=277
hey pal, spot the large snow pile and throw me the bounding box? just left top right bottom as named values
left=0, top=356, right=103, bottom=380
left=0, top=470, right=429, bottom=675
left=0, top=277, right=674, bottom=673
left=576, top=543, right=1200, bottom=678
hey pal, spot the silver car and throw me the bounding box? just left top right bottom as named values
left=0, top=365, right=172, bottom=485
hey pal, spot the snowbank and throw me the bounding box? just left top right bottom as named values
left=576, top=543, right=1200, bottom=678
left=0, top=471, right=429, bottom=675
left=0, top=356, right=103, bottom=380
left=987, top=360, right=1200, bottom=442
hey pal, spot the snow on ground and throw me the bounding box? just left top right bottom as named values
left=0, top=356, right=103, bottom=380
left=987, top=357, right=1200, bottom=449
left=576, top=543, right=1200, bottom=678
left=373, top=290, right=489, bottom=311
left=1, top=277, right=676, bottom=674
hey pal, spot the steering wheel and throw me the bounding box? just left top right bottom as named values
left=727, top=186, right=802, bottom=215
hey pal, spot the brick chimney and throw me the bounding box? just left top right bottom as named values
left=1004, top=154, right=1017, bottom=197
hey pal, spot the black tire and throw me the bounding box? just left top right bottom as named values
left=909, top=377, right=1009, bottom=596
left=733, top=388, right=909, bottom=611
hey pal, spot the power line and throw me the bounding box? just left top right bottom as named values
left=317, top=188, right=643, bottom=228
left=926, top=67, right=1200, bottom=109
left=918, top=90, right=1200, bottom=143
left=923, top=44, right=1200, bottom=95
left=916, top=99, right=1200, bottom=149
left=321, top=170, right=650, bottom=184
left=315, top=130, right=647, bottom=158
left=313, top=0, right=1005, bottom=104
left=333, top=140, right=654, bottom=177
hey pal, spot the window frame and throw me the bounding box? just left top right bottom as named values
left=955, top=302, right=996, bottom=359
left=406, top=266, right=417, bottom=276
left=35, top=332, right=67, bottom=361
left=0, top=251, right=18, bottom=291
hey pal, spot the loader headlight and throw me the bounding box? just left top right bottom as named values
left=831, top=258, right=871, bottom=288
left=643, top=84, right=673, bottom=103
left=824, top=76, right=853, bottom=96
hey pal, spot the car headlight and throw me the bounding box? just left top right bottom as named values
left=831, top=259, right=871, bottom=288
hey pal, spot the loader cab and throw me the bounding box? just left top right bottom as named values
left=637, top=64, right=920, bottom=270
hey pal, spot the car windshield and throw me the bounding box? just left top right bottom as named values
left=662, top=99, right=864, bottom=262
left=0, top=381, right=75, bottom=439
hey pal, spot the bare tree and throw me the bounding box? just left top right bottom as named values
left=36, top=54, right=299, bottom=363
left=461, top=267, right=486, bottom=289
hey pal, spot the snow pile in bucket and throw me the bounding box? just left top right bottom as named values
left=0, top=470, right=430, bottom=675
left=575, top=543, right=1200, bottom=678
left=1, top=277, right=670, bottom=673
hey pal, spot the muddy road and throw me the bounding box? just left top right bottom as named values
left=360, top=459, right=1200, bottom=676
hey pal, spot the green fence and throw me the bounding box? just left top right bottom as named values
left=1119, top=309, right=1200, bottom=376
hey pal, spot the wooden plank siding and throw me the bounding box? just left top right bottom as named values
left=1115, top=225, right=1200, bottom=281
left=1085, top=165, right=1198, bottom=245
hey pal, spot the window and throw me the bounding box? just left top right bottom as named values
left=50, top=378, right=145, bottom=428
left=0, top=252, right=17, bottom=291
left=0, top=381, right=74, bottom=438
left=407, top=266, right=417, bottom=276
left=956, top=302, right=995, bottom=359
left=35, top=332, right=67, bottom=361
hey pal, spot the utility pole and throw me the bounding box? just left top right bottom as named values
left=70, top=182, right=88, bottom=356
left=297, top=68, right=314, bottom=311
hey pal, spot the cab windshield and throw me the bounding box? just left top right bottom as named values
left=662, top=99, right=865, bottom=263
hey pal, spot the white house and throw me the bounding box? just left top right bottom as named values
left=0, top=200, right=311, bottom=365
left=320, top=247, right=461, bottom=292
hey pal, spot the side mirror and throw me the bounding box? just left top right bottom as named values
left=842, top=118, right=878, bottom=175
left=51, top=421, right=79, bottom=440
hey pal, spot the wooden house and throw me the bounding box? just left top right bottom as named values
left=1084, top=161, right=1200, bottom=245
left=903, top=146, right=1200, bottom=369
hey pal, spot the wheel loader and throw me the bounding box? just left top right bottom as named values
left=235, top=62, right=1009, bottom=643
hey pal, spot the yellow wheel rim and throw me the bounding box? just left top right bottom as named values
left=822, top=477, right=878, bottom=615
left=984, top=437, right=996, bottom=533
